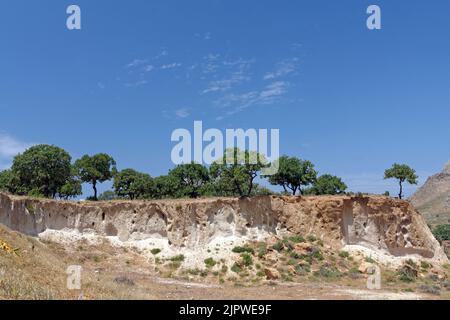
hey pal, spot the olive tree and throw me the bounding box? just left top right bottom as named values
left=113, top=168, right=154, bottom=200
left=10, top=144, right=72, bottom=198
left=168, top=163, right=210, bottom=198
left=74, top=154, right=116, bottom=201
left=210, top=148, right=268, bottom=197
left=384, top=163, right=418, bottom=199
left=264, top=156, right=317, bottom=195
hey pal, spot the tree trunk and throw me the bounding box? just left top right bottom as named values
left=247, top=179, right=254, bottom=197
left=398, top=180, right=403, bottom=200
left=93, top=181, right=98, bottom=201
left=234, top=180, right=243, bottom=197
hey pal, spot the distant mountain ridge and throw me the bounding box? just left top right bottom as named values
left=410, top=161, right=450, bottom=226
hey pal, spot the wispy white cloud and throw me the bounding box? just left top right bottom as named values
left=202, top=73, right=250, bottom=94
left=125, top=80, right=148, bottom=87
left=161, top=63, right=182, bottom=70
left=201, top=54, right=221, bottom=75
left=154, top=49, right=168, bottom=60
left=126, top=59, right=148, bottom=68
left=143, top=65, right=154, bottom=72
left=215, top=81, right=290, bottom=119
left=0, top=133, right=33, bottom=170
left=201, top=58, right=253, bottom=94
left=162, top=108, right=191, bottom=120
left=263, top=58, right=299, bottom=80
left=194, top=32, right=212, bottom=41
left=175, top=108, right=190, bottom=119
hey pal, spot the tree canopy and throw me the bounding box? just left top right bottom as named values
left=10, top=144, right=72, bottom=198
left=264, top=156, right=317, bottom=195
left=59, top=177, right=83, bottom=200
left=210, top=148, right=268, bottom=197
left=113, top=168, right=154, bottom=200
left=74, top=153, right=116, bottom=201
left=384, top=163, right=418, bottom=199
left=0, top=170, right=13, bottom=193
left=306, top=174, right=347, bottom=195
left=168, top=163, right=210, bottom=198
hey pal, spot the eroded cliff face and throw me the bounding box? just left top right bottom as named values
left=0, top=192, right=447, bottom=265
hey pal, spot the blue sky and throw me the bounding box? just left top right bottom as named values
left=1, top=0, right=450, bottom=197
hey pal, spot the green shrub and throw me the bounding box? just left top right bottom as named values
left=405, top=259, right=418, bottom=269
left=241, top=253, right=253, bottom=267
left=170, top=254, right=185, bottom=262
left=187, top=268, right=200, bottom=275
left=288, top=236, right=306, bottom=244
left=204, top=257, right=217, bottom=268
left=287, top=259, right=297, bottom=266
left=314, top=266, right=342, bottom=279
left=432, top=224, right=450, bottom=243
left=307, top=235, right=317, bottom=242
left=231, top=263, right=242, bottom=274
left=365, top=256, right=376, bottom=264
left=232, top=246, right=254, bottom=254
left=272, top=241, right=284, bottom=252
left=151, top=248, right=161, bottom=255
left=295, top=264, right=311, bottom=275
left=221, top=265, right=228, bottom=274
left=282, top=240, right=294, bottom=252
left=289, top=251, right=301, bottom=259
left=311, top=249, right=324, bottom=261
left=339, top=251, right=350, bottom=259
left=168, top=261, right=181, bottom=269
left=397, top=266, right=417, bottom=283
left=257, top=243, right=268, bottom=258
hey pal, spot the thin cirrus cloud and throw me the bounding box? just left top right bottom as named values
left=120, top=49, right=299, bottom=119
left=126, top=59, right=148, bottom=69
left=125, top=80, right=148, bottom=87
left=201, top=57, right=253, bottom=94
left=215, top=81, right=290, bottom=119
left=263, top=58, right=299, bottom=80
left=162, top=108, right=191, bottom=120
left=0, top=133, right=33, bottom=169
left=160, top=63, right=182, bottom=70
left=175, top=108, right=190, bottom=119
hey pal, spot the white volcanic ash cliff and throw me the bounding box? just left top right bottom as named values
left=0, top=192, right=447, bottom=265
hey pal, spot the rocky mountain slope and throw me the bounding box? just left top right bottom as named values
left=410, top=161, right=450, bottom=226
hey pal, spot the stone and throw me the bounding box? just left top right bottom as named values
left=264, top=267, right=280, bottom=280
